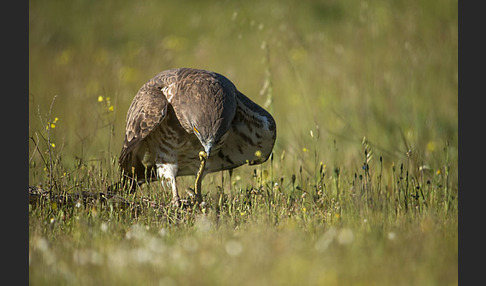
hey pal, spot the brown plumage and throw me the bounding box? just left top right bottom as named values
left=118, top=68, right=276, bottom=206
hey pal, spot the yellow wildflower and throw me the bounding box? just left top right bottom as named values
left=108, top=105, right=114, bottom=112
left=51, top=143, right=56, bottom=148
left=98, top=95, right=104, bottom=102
left=426, top=141, right=436, bottom=152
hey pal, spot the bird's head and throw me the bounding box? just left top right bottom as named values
left=192, top=125, right=216, bottom=157
left=181, top=70, right=236, bottom=159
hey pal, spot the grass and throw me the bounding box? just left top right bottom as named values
left=29, top=0, right=458, bottom=285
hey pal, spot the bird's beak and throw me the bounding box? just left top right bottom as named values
left=204, top=145, right=212, bottom=158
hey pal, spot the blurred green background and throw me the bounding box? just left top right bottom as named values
left=29, top=0, right=457, bottom=186
left=29, top=1, right=458, bottom=284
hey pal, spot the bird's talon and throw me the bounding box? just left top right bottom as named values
left=171, top=197, right=181, bottom=208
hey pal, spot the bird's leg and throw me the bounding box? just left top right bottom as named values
left=194, top=151, right=207, bottom=203
left=156, top=163, right=180, bottom=207
left=169, top=177, right=181, bottom=207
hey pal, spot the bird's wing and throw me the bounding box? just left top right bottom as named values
left=119, top=70, right=178, bottom=171
left=206, top=91, right=277, bottom=172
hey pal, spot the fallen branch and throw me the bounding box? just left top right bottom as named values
left=28, top=185, right=144, bottom=213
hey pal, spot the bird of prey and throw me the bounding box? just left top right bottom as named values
left=118, top=68, right=276, bottom=206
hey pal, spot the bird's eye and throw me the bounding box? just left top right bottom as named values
left=193, top=126, right=200, bottom=134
